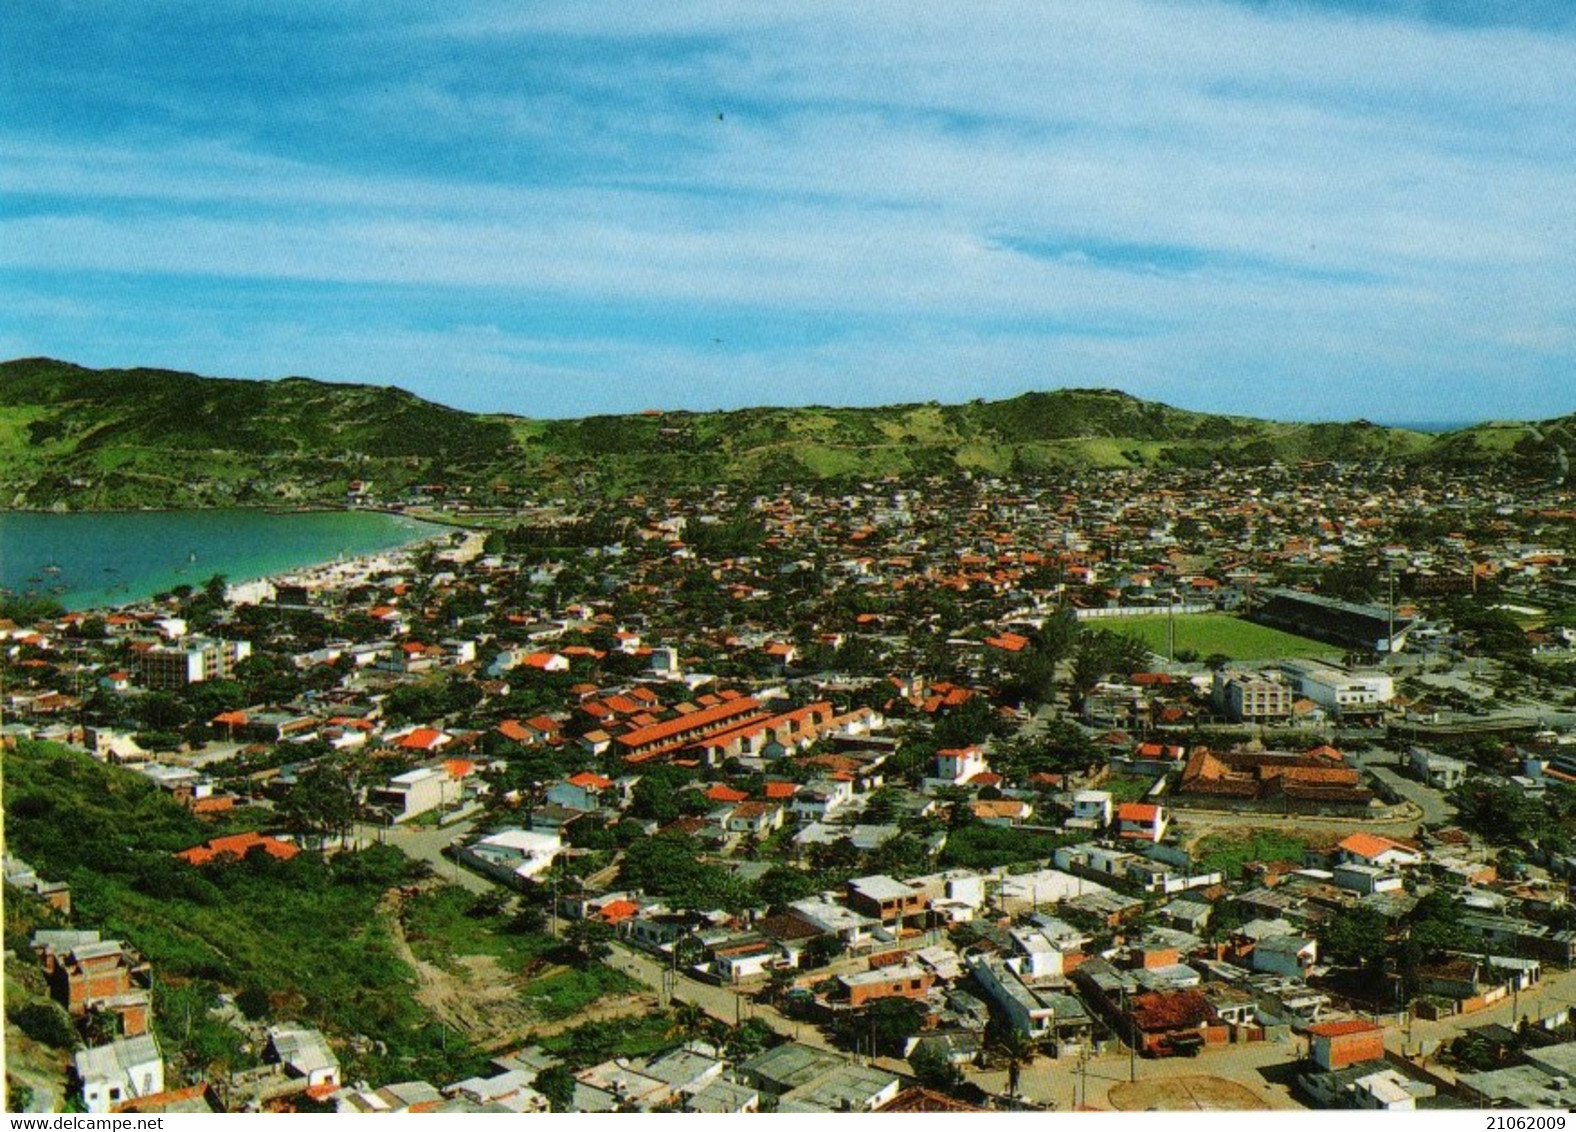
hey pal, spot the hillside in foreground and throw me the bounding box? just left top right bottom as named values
left=0, top=357, right=1568, bottom=508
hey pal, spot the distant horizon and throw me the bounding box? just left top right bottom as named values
left=8, top=354, right=1568, bottom=430
left=5, top=2, right=1573, bottom=423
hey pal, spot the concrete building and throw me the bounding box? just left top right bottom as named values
left=1410, top=747, right=1468, bottom=790
left=777, top=1063, right=901, bottom=1113
left=836, top=964, right=935, bottom=1008
left=845, top=875, right=929, bottom=925
left=1213, top=671, right=1294, bottom=723
left=139, top=637, right=251, bottom=689
left=460, top=828, right=563, bottom=883
left=1069, top=790, right=1113, bottom=830
left=1280, top=660, right=1394, bottom=717
left=966, top=952, right=1091, bottom=1046
left=1115, top=802, right=1168, bottom=842
left=1299, top=1062, right=1435, bottom=1110
left=1250, top=933, right=1318, bottom=978
left=368, top=764, right=462, bottom=823
left=75, top=1034, right=164, bottom=1113
left=930, top=745, right=989, bottom=786
left=1253, top=589, right=1415, bottom=654
left=265, top=1025, right=340, bottom=1089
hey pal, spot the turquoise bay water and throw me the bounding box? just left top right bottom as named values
left=0, top=509, right=444, bottom=611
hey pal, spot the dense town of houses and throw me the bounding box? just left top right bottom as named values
left=4, top=458, right=1576, bottom=1111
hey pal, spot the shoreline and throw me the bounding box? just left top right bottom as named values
left=3, top=510, right=469, bottom=615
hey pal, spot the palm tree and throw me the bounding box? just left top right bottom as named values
left=991, top=1025, right=1036, bottom=1099
left=669, top=1000, right=717, bottom=1046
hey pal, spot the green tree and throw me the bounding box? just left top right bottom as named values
left=10, top=1002, right=79, bottom=1050
left=909, top=1042, right=964, bottom=1092
left=533, top=1066, right=577, bottom=1113
left=861, top=996, right=926, bottom=1054
left=802, top=934, right=846, bottom=969
left=236, top=985, right=272, bottom=1021
left=757, top=865, right=818, bottom=912
left=563, top=919, right=614, bottom=966
left=1321, top=906, right=1388, bottom=972
left=278, top=758, right=361, bottom=849
left=139, top=691, right=192, bottom=731
left=202, top=573, right=229, bottom=605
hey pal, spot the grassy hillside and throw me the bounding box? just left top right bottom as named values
left=0, top=358, right=516, bottom=509
left=0, top=740, right=489, bottom=1084
left=0, top=357, right=1564, bottom=508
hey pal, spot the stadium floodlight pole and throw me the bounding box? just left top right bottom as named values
left=1168, top=590, right=1178, bottom=663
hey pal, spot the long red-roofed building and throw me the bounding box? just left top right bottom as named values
left=615, top=696, right=766, bottom=763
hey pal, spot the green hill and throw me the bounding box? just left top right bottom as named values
left=0, top=357, right=1564, bottom=508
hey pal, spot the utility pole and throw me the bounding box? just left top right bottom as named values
left=1121, top=985, right=1136, bottom=1081
left=1387, top=565, right=1396, bottom=658
left=1167, top=593, right=1175, bottom=663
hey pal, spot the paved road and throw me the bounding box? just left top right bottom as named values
left=369, top=817, right=839, bottom=1049
left=1366, top=764, right=1456, bottom=826
left=604, top=943, right=836, bottom=1050
left=359, top=818, right=492, bottom=893
left=970, top=1032, right=1308, bottom=1111
left=1386, top=963, right=1576, bottom=1081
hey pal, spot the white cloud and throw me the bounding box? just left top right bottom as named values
left=4, top=0, right=1575, bottom=418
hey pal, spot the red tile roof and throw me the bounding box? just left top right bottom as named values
left=177, top=832, right=300, bottom=866
left=1308, top=1019, right=1382, bottom=1038
left=397, top=728, right=446, bottom=750
left=594, top=899, right=641, bottom=924
left=615, top=696, right=764, bottom=760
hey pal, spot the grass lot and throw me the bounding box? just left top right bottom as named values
left=537, top=1013, right=685, bottom=1065
left=399, top=887, right=639, bottom=1022
left=1192, top=830, right=1310, bottom=877
left=400, top=886, right=556, bottom=973
left=1098, top=612, right=1340, bottom=661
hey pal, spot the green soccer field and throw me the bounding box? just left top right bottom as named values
left=1092, top=612, right=1341, bottom=661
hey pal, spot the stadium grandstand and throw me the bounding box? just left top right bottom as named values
left=1250, top=588, right=1415, bottom=654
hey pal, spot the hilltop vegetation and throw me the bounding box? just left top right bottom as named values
left=0, top=357, right=1567, bottom=509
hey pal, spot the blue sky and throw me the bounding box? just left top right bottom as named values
left=2, top=2, right=1573, bottom=422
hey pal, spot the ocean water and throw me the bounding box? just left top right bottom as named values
left=0, top=509, right=444, bottom=611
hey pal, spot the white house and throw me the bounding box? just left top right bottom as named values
left=931, top=746, right=989, bottom=785
left=787, top=897, right=879, bottom=948
left=460, top=828, right=563, bottom=883
left=1069, top=790, right=1113, bottom=829
left=789, top=779, right=853, bottom=822
left=369, top=765, right=461, bottom=823
left=1115, top=802, right=1168, bottom=843
left=1331, top=863, right=1405, bottom=895
left=75, top=1034, right=164, bottom=1113
left=1410, top=747, right=1468, bottom=790
left=1337, top=834, right=1424, bottom=870
left=1252, top=933, right=1319, bottom=979
left=265, top=1025, right=340, bottom=1088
